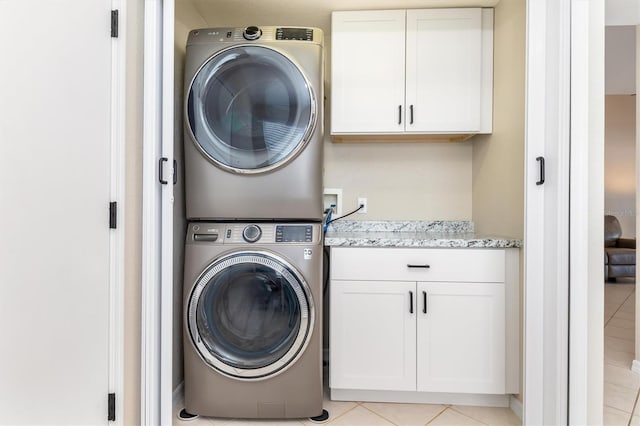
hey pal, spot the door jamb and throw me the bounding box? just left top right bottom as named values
left=109, top=0, right=127, bottom=424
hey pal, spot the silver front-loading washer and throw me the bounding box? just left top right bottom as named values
left=184, top=26, right=324, bottom=221
left=182, top=222, right=323, bottom=419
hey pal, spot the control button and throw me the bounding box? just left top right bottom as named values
left=242, top=224, right=262, bottom=243
left=243, top=26, right=262, bottom=40
left=194, top=234, right=218, bottom=242
left=226, top=31, right=232, bottom=38
left=226, top=229, right=232, bottom=239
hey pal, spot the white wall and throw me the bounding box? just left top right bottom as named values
left=605, top=95, right=636, bottom=237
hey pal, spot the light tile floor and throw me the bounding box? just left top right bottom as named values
left=175, top=372, right=520, bottom=425
left=173, top=393, right=521, bottom=426
left=604, top=279, right=640, bottom=426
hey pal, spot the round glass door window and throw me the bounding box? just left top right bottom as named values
left=187, top=251, right=314, bottom=379
left=186, top=45, right=316, bottom=173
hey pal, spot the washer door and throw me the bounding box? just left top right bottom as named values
left=186, top=45, right=316, bottom=174
left=187, top=251, right=314, bottom=379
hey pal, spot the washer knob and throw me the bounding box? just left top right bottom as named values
left=243, top=26, right=262, bottom=40
left=242, top=224, right=262, bottom=243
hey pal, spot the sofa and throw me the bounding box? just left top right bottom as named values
left=605, top=215, right=636, bottom=281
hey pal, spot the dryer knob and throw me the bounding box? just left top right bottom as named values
left=242, top=224, right=262, bottom=243
left=243, top=26, right=262, bottom=40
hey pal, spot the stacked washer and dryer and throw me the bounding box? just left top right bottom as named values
left=181, top=25, right=326, bottom=420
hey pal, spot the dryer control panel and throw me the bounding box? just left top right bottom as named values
left=187, top=26, right=323, bottom=46
left=188, top=222, right=320, bottom=245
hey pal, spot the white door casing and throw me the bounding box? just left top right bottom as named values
left=0, top=0, right=124, bottom=424
left=525, top=0, right=606, bottom=424
left=523, top=0, right=571, bottom=423
left=142, top=0, right=175, bottom=424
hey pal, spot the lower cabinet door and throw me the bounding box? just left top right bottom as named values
left=416, top=282, right=506, bottom=394
left=330, top=280, right=417, bottom=391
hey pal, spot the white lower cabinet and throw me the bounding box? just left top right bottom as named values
left=416, top=281, right=505, bottom=394
left=330, top=280, right=416, bottom=391
left=329, top=247, right=519, bottom=404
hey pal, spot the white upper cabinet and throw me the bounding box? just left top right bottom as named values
left=331, top=10, right=406, bottom=134
left=331, top=8, right=494, bottom=139
left=406, top=9, right=482, bottom=133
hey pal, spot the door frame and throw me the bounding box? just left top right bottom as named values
left=141, top=0, right=175, bottom=424
left=524, top=0, right=605, bottom=424
left=523, top=0, right=572, bottom=422
left=110, top=1, right=128, bottom=423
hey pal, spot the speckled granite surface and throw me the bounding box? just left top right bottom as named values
left=324, top=220, right=522, bottom=248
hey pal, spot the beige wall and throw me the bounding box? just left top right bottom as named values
left=470, top=0, right=525, bottom=402
left=471, top=0, right=525, bottom=238
left=124, top=2, right=144, bottom=424
left=605, top=95, right=636, bottom=237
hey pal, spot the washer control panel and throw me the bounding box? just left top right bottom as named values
left=242, top=224, right=262, bottom=243
left=189, top=223, right=318, bottom=244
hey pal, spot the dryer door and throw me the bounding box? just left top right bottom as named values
left=186, top=45, right=316, bottom=174
left=187, top=251, right=314, bottom=379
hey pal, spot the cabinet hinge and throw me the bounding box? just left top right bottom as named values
left=108, top=393, right=116, bottom=421
left=111, top=10, right=119, bottom=38
left=109, top=202, right=117, bottom=229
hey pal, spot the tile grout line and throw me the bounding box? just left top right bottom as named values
left=627, top=387, right=640, bottom=426
left=357, top=403, right=402, bottom=425
left=448, top=406, right=491, bottom=425
left=322, top=403, right=360, bottom=425
left=605, top=286, right=635, bottom=327
left=425, top=407, right=452, bottom=425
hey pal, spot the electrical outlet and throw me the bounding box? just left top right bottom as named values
left=357, top=197, right=367, bottom=214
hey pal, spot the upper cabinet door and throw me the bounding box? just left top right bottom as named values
left=406, top=9, right=483, bottom=133
left=331, top=10, right=406, bottom=133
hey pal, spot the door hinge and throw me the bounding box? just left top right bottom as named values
left=111, top=10, right=119, bottom=38
left=109, top=202, right=117, bottom=229
left=108, top=393, right=116, bottom=421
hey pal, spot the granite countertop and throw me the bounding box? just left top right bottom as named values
left=324, top=220, right=522, bottom=249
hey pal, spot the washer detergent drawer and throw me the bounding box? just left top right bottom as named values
left=330, top=247, right=505, bottom=283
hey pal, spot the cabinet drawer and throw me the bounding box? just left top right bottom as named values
left=330, top=247, right=505, bottom=283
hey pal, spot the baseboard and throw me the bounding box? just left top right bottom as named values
left=173, top=381, right=185, bottom=409
left=331, top=388, right=510, bottom=407
left=509, top=395, right=523, bottom=421
left=632, top=360, right=640, bottom=375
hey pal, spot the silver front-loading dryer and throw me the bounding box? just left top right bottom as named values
left=184, top=27, right=324, bottom=221
left=183, top=222, right=323, bottom=419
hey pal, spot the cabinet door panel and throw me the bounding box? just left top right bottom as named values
left=330, top=280, right=416, bottom=391
left=331, top=10, right=406, bottom=133
left=417, top=282, right=505, bottom=394
left=406, top=9, right=483, bottom=132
